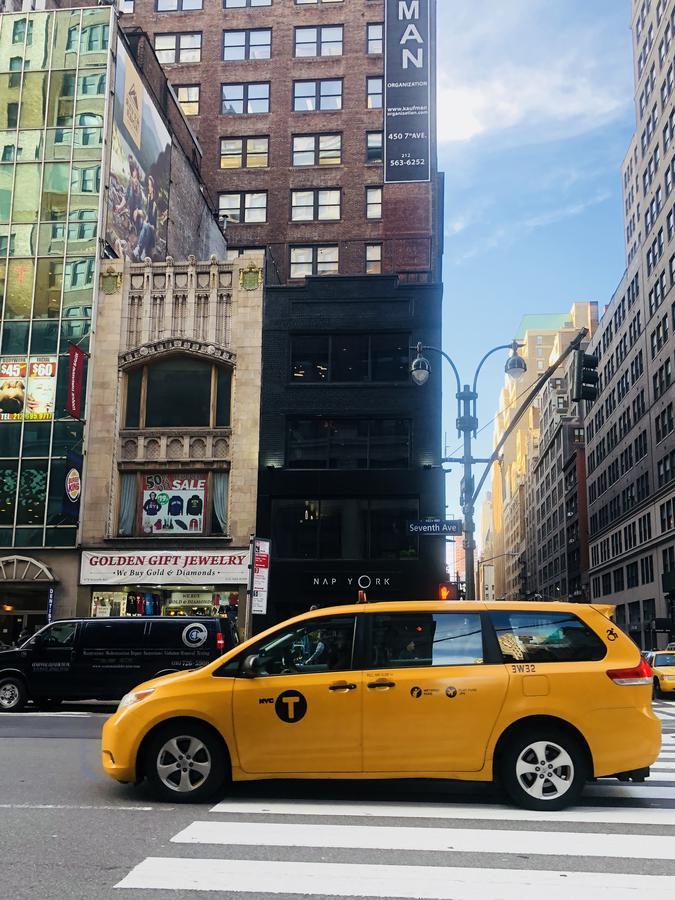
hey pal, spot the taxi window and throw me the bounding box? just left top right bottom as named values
left=246, top=615, right=356, bottom=676
left=366, top=613, right=483, bottom=668
left=490, top=611, right=607, bottom=663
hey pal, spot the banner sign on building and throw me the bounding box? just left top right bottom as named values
left=106, top=40, right=171, bottom=262
left=80, top=550, right=250, bottom=585
left=141, top=472, right=206, bottom=536
left=0, top=357, right=57, bottom=421
left=384, top=0, right=431, bottom=183
left=67, top=342, right=86, bottom=420
left=251, top=537, right=270, bottom=615
left=62, top=449, right=83, bottom=520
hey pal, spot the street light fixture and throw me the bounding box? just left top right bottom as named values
left=504, top=341, right=527, bottom=381
left=410, top=353, right=431, bottom=386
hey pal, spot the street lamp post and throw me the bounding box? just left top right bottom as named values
left=411, top=326, right=590, bottom=602
left=410, top=341, right=526, bottom=602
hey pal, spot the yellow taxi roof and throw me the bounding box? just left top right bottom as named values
left=282, top=599, right=609, bottom=621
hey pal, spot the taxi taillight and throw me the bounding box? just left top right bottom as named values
left=216, top=632, right=225, bottom=652
left=606, top=657, right=652, bottom=686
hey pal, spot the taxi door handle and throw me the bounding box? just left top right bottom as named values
left=367, top=680, right=396, bottom=689
left=328, top=682, right=357, bottom=692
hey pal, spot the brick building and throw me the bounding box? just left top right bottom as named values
left=120, top=0, right=443, bottom=284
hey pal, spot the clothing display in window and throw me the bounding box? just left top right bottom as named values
left=168, top=496, right=184, bottom=516
left=186, top=494, right=203, bottom=516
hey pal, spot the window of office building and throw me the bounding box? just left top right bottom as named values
left=295, top=25, right=343, bottom=57
left=292, top=134, right=341, bottom=166
left=223, top=29, right=271, bottom=61
left=367, top=76, right=383, bottom=109
left=225, top=0, right=271, bottom=6
left=220, top=136, right=269, bottom=168
left=290, top=334, right=409, bottom=382
left=154, top=32, right=202, bottom=63
left=175, top=85, right=199, bottom=116
left=366, top=130, right=383, bottom=162
left=218, top=191, right=267, bottom=223
left=293, top=79, right=342, bottom=112
left=286, top=418, right=410, bottom=469
left=367, top=23, right=383, bottom=54
left=366, top=243, right=382, bottom=274
left=289, top=245, right=338, bottom=277
left=291, top=189, right=340, bottom=222
left=366, top=186, right=382, bottom=219
left=221, top=82, right=270, bottom=115
left=157, top=0, right=202, bottom=10
left=271, top=497, right=419, bottom=560
left=124, top=358, right=231, bottom=429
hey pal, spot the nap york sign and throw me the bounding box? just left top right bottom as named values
left=384, top=0, right=431, bottom=183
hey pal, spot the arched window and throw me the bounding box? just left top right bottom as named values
left=124, top=357, right=232, bottom=428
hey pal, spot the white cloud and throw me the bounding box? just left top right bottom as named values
left=436, top=2, right=633, bottom=145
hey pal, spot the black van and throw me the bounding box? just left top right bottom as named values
left=0, top=616, right=238, bottom=712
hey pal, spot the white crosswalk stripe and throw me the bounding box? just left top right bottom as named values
left=116, top=741, right=675, bottom=898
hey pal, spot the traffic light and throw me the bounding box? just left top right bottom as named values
left=571, top=349, right=599, bottom=402
left=439, top=582, right=458, bottom=600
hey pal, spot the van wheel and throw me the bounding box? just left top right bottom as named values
left=145, top=722, right=227, bottom=803
left=499, top=728, right=587, bottom=811
left=0, top=677, right=27, bottom=712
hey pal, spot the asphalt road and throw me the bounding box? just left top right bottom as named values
left=0, top=702, right=674, bottom=899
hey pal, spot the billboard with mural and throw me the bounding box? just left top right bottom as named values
left=140, top=472, right=206, bottom=536
left=106, top=40, right=171, bottom=261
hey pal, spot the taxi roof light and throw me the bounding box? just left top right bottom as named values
left=606, top=657, right=652, bottom=686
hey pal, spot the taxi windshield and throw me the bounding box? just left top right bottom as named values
left=654, top=653, right=675, bottom=667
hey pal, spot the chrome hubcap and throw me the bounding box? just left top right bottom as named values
left=515, top=739, right=574, bottom=800
left=156, top=735, right=211, bottom=793
left=0, top=683, right=19, bottom=709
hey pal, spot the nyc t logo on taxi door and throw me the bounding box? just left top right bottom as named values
left=275, top=690, right=307, bottom=723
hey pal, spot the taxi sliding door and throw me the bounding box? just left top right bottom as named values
left=361, top=611, right=509, bottom=773
left=232, top=614, right=363, bottom=774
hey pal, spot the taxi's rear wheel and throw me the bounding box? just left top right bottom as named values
left=0, top=676, right=27, bottom=712
left=499, top=727, right=587, bottom=811
left=145, top=722, right=227, bottom=803
left=653, top=677, right=661, bottom=699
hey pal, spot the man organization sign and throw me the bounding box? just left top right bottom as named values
left=384, top=0, right=431, bottom=183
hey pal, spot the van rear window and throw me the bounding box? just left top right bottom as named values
left=489, top=611, right=607, bottom=664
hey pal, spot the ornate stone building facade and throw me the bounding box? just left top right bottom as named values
left=74, top=253, right=263, bottom=622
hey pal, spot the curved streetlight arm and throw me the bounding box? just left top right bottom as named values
left=471, top=343, right=521, bottom=428
left=415, top=343, right=462, bottom=403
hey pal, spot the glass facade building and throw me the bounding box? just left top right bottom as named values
left=0, top=7, right=110, bottom=548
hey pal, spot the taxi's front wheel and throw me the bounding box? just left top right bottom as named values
left=499, top=727, right=587, bottom=811
left=145, top=722, right=229, bottom=803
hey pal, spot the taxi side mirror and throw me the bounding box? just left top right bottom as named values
left=241, top=654, right=261, bottom=677
left=29, top=633, right=43, bottom=647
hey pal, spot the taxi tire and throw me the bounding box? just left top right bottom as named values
left=499, top=726, right=588, bottom=811
left=653, top=678, right=661, bottom=699
left=0, top=676, right=27, bottom=712
left=145, top=722, right=228, bottom=804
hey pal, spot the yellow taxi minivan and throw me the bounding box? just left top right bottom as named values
left=648, top=650, right=675, bottom=696
left=101, top=601, right=660, bottom=810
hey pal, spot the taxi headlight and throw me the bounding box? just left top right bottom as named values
left=118, top=687, right=156, bottom=710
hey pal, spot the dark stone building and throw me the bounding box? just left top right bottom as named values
left=255, top=273, right=445, bottom=623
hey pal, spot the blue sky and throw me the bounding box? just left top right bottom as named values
left=435, top=0, right=636, bottom=554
